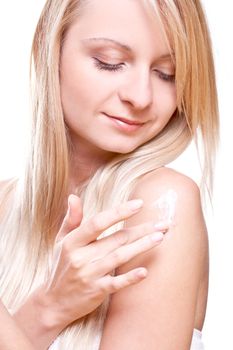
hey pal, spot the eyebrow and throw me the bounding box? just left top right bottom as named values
left=82, top=37, right=132, bottom=52
left=156, top=53, right=174, bottom=64
left=82, top=37, right=174, bottom=62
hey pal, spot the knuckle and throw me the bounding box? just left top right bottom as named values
left=114, top=230, right=129, bottom=246
left=108, top=279, right=117, bottom=292
left=70, top=254, right=83, bottom=270
left=79, top=272, right=90, bottom=286
left=61, top=239, right=71, bottom=258
left=111, top=250, right=122, bottom=264
left=101, top=276, right=116, bottom=293
left=61, top=242, right=83, bottom=269
left=98, top=274, right=119, bottom=294
left=125, top=272, right=136, bottom=285
left=98, top=282, right=108, bottom=295
left=77, top=271, right=90, bottom=286
left=89, top=215, right=102, bottom=232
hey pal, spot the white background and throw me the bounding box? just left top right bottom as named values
left=0, top=1, right=232, bottom=348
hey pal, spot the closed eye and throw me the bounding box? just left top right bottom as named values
left=154, top=70, right=175, bottom=83
left=93, top=57, right=175, bottom=82
left=93, top=57, right=125, bottom=72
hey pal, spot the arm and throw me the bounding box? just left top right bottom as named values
left=0, top=300, right=34, bottom=350
left=100, top=168, right=208, bottom=350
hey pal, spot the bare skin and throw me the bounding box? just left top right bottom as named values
left=0, top=300, right=34, bottom=350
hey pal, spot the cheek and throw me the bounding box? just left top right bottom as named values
left=60, top=64, right=90, bottom=109
left=144, top=86, right=176, bottom=141
left=155, top=86, right=177, bottom=122
left=60, top=58, right=113, bottom=120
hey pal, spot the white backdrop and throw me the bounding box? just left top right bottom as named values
left=0, top=1, right=232, bottom=349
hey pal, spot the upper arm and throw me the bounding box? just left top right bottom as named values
left=100, top=168, right=208, bottom=350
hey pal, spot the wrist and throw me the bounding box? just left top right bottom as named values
left=32, top=287, right=65, bottom=331
left=13, top=288, right=66, bottom=350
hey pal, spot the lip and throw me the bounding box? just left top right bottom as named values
left=106, top=115, right=144, bottom=125
left=103, top=113, right=145, bottom=132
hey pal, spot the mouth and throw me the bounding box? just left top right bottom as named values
left=102, top=113, right=145, bottom=132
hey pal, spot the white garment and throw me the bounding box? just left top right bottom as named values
left=190, top=329, right=205, bottom=350
left=49, top=328, right=204, bottom=349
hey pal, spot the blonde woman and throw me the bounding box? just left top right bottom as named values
left=0, top=0, right=218, bottom=349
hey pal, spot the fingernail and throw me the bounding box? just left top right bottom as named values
left=151, top=232, right=164, bottom=242
left=154, top=222, right=169, bottom=231
left=127, top=199, right=143, bottom=211
left=136, top=268, right=147, bottom=278
left=68, top=194, right=76, bottom=203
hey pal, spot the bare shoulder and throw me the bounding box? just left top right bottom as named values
left=127, top=166, right=204, bottom=235
left=132, top=166, right=201, bottom=205
left=124, top=165, right=207, bottom=264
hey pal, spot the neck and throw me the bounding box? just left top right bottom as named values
left=67, top=133, right=116, bottom=194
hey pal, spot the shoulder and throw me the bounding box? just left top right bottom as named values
left=127, top=166, right=204, bottom=234
left=120, top=166, right=208, bottom=289
left=132, top=166, right=200, bottom=205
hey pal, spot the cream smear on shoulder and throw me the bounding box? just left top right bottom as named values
left=151, top=189, right=178, bottom=227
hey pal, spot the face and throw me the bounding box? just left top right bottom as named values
left=60, top=0, right=177, bottom=157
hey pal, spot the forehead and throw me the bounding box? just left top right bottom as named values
left=66, top=0, right=171, bottom=59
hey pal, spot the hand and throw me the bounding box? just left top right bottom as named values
left=13, top=195, right=167, bottom=349
left=42, top=194, right=167, bottom=329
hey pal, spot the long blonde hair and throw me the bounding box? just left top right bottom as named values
left=0, top=0, right=219, bottom=348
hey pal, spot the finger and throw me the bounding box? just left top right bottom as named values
left=69, top=199, right=144, bottom=246
left=89, top=231, right=164, bottom=277
left=56, top=194, right=83, bottom=242
left=98, top=268, right=148, bottom=294
left=83, top=221, right=168, bottom=262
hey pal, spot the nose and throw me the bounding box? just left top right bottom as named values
left=118, top=68, right=153, bottom=110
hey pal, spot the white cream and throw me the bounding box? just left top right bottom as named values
left=151, top=189, right=178, bottom=226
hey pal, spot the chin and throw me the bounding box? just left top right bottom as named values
left=105, top=144, right=139, bottom=155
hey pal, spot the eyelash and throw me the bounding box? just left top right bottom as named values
left=93, top=58, right=175, bottom=83
left=93, top=58, right=124, bottom=72
left=156, top=71, right=175, bottom=83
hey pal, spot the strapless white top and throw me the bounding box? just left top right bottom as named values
left=190, top=329, right=204, bottom=350
left=49, top=328, right=204, bottom=349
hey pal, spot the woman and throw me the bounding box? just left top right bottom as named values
left=0, top=0, right=218, bottom=349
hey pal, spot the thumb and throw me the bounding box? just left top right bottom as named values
left=56, top=194, right=83, bottom=242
